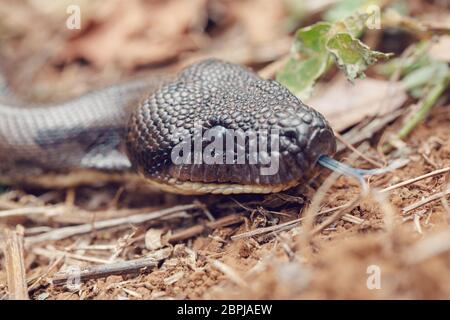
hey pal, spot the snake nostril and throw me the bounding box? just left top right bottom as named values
left=285, top=131, right=297, bottom=142
left=281, top=128, right=297, bottom=143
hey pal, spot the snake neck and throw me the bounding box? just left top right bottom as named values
left=0, top=76, right=171, bottom=184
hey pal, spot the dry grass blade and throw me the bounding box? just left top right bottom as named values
left=302, top=170, right=343, bottom=240
left=441, top=173, right=450, bottom=219
left=0, top=205, right=64, bottom=219
left=27, top=256, right=64, bottom=293
left=303, top=152, right=363, bottom=242
left=337, top=110, right=404, bottom=153
left=335, top=132, right=384, bottom=168
left=341, top=213, right=365, bottom=224
left=169, top=214, right=243, bottom=243
left=2, top=228, right=29, bottom=300
left=231, top=204, right=349, bottom=240
left=380, top=167, right=450, bottom=193
left=402, top=188, right=450, bottom=214
left=310, top=196, right=362, bottom=236
left=232, top=219, right=301, bottom=240
left=25, top=203, right=200, bottom=245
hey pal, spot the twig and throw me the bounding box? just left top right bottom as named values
left=310, top=196, right=362, bottom=236
left=27, top=256, right=64, bottom=293
left=70, top=244, right=116, bottom=251
left=335, top=132, right=384, bottom=168
left=337, top=110, right=403, bottom=152
left=169, top=214, right=243, bottom=243
left=0, top=205, right=64, bottom=219
left=24, top=226, right=54, bottom=236
left=342, top=213, right=365, bottom=224
left=2, top=228, right=29, bottom=300
left=232, top=219, right=300, bottom=240
left=25, top=203, right=200, bottom=245
left=402, top=188, right=450, bottom=214
left=303, top=152, right=364, bottom=242
left=130, top=214, right=244, bottom=245
left=51, top=248, right=171, bottom=285
left=441, top=173, right=450, bottom=220
left=231, top=204, right=349, bottom=240
left=302, top=169, right=343, bottom=240
left=0, top=199, right=23, bottom=210
left=148, top=214, right=240, bottom=248
left=380, top=167, right=450, bottom=193
left=0, top=203, right=179, bottom=224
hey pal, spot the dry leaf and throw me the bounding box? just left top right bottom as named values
left=61, top=0, right=208, bottom=69
left=145, top=228, right=169, bottom=251
left=307, top=75, right=407, bottom=131
left=228, top=0, right=286, bottom=45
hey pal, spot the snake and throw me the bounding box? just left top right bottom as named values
left=0, top=59, right=340, bottom=195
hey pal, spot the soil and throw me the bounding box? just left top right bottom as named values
left=0, top=0, right=449, bottom=300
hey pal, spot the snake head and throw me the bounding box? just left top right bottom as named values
left=126, top=59, right=336, bottom=194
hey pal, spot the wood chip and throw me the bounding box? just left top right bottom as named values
left=144, top=228, right=167, bottom=251
left=2, top=228, right=29, bottom=300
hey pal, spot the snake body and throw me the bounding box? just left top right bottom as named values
left=0, top=59, right=336, bottom=194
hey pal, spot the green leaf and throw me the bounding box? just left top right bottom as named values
left=276, top=56, right=329, bottom=100
left=327, top=33, right=392, bottom=80
left=294, top=22, right=332, bottom=54
left=339, top=11, right=370, bottom=37
left=276, top=12, right=392, bottom=98
left=276, top=22, right=331, bottom=99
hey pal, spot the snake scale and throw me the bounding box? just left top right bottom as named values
left=0, top=59, right=337, bottom=194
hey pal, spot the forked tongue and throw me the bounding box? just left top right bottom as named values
left=317, top=155, right=409, bottom=193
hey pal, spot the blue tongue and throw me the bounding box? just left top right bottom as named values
left=317, top=155, right=407, bottom=192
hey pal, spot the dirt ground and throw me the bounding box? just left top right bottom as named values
left=0, top=0, right=449, bottom=300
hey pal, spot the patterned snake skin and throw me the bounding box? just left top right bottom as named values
left=0, top=59, right=336, bottom=194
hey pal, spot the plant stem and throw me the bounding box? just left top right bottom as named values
left=383, top=75, right=449, bottom=153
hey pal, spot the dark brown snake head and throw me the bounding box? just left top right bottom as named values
left=126, top=59, right=336, bottom=194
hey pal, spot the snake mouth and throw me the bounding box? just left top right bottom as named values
left=138, top=154, right=315, bottom=195
left=142, top=177, right=301, bottom=195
